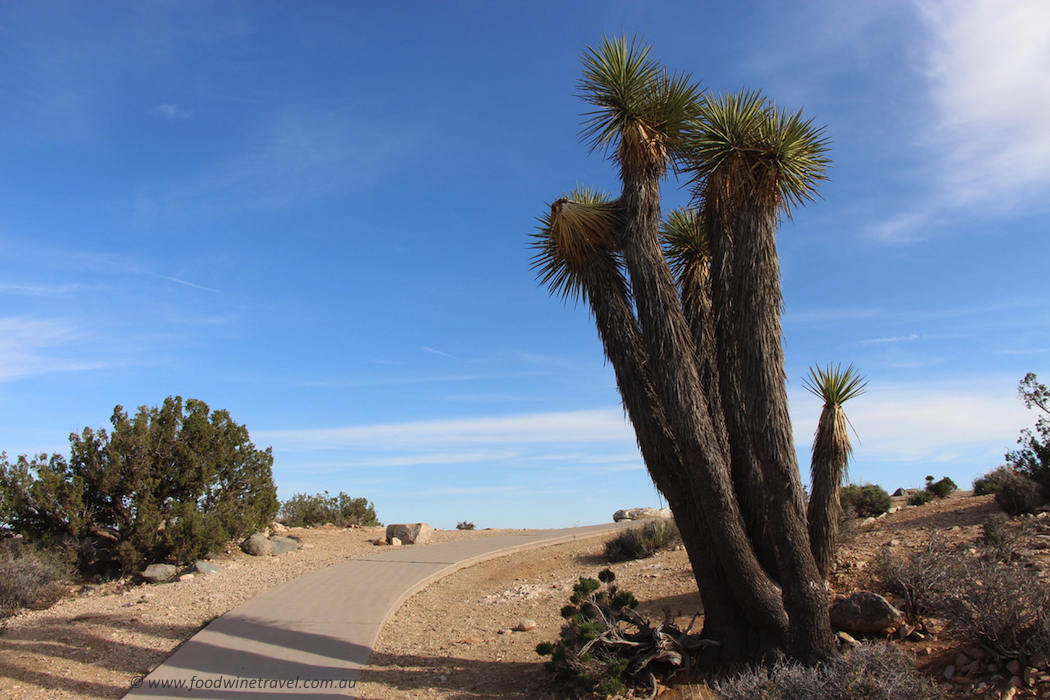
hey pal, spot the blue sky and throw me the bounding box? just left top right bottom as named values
left=2, top=0, right=1048, bottom=529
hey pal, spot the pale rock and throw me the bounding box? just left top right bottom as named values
left=514, top=619, right=538, bottom=632
left=194, top=561, right=223, bottom=575
left=390, top=537, right=402, bottom=546
left=141, top=564, right=177, bottom=583
left=613, top=507, right=673, bottom=522
left=270, top=536, right=299, bottom=554
left=386, top=523, right=433, bottom=545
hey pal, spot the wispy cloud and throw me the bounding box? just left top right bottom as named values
left=0, top=317, right=106, bottom=381
left=154, top=104, right=192, bottom=120
left=259, top=409, right=635, bottom=452
left=920, top=0, right=1050, bottom=209
left=871, top=0, right=1050, bottom=240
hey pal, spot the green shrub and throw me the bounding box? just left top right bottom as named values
left=1006, top=373, right=1050, bottom=496
left=840, top=484, right=892, bottom=518
left=278, top=492, right=380, bottom=528
left=973, top=465, right=1015, bottom=496
left=456, top=521, right=475, bottom=530
left=995, top=471, right=1043, bottom=516
left=0, top=397, right=278, bottom=576
left=907, top=490, right=933, bottom=507
left=924, top=475, right=957, bottom=499
left=537, top=569, right=653, bottom=697
left=715, top=643, right=945, bottom=700
left=0, top=541, right=71, bottom=617
left=603, top=519, right=681, bottom=562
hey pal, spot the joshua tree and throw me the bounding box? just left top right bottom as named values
left=532, top=36, right=835, bottom=664
left=803, top=364, right=868, bottom=578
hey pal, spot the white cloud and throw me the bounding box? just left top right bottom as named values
left=258, top=409, right=636, bottom=452
left=0, top=317, right=105, bottom=381
left=920, top=0, right=1050, bottom=208
left=154, top=104, right=191, bottom=120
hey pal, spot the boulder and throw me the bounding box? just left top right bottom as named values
left=386, top=523, right=433, bottom=545
left=270, top=536, right=300, bottom=554
left=830, top=591, right=903, bottom=634
left=194, top=561, right=223, bottom=575
left=142, top=563, right=178, bottom=583
left=241, top=532, right=273, bottom=556
left=613, top=507, right=673, bottom=522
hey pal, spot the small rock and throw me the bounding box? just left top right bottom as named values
left=385, top=523, right=433, bottom=545
left=178, top=574, right=194, bottom=582
left=77, top=584, right=100, bottom=597
left=836, top=631, right=860, bottom=648
left=194, top=561, right=223, bottom=575
left=372, top=538, right=388, bottom=546
left=241, top=532, right=273, bottom=556
left=1007, top=659, right=1022, bottom=675
left=390, top=537, right=402, bottom=547
left=830, top=591, right=903, bottom=634
left=141, top=564, right=178, bottom=583
left=943, top=665, right=956, bottom=680
left=270, top=536, right=299, bottom=555
left=956, top=652, right=972, bottom=668
left=514, top=619, right=538, bottom=632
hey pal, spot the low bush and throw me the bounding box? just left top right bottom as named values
left=714, top=643, right=944, bottom=700
left=907, top=490, right=933, bottom=507
left=995, top=471, right=1043, bottom=516
left=456, top=521, right=475, bottom=530
left=868, top=536, right=963, bottom=616
left=935, top=557, right=1050, bottom=663
left=978, top=512, right=1022, bottom=562
left=840, top=484, right=892, bottom=518
left=0, top=541, right=70, bottom=617
left=278, top=492, right=380, bottom=528
left=603, top=519, right=681, bottom=562
left=973, top=465, right=1016, bottom=496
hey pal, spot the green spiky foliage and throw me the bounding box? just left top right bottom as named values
left=579, top=35, right=703, bottom=175
left=803, top=364, right=867, bottom=579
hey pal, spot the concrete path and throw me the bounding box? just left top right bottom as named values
left=124, top=523, right=625, bottom=699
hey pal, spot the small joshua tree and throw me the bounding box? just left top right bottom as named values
left=804, top=363, right=866, bottom=579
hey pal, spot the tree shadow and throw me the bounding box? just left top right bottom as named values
left=360, top=650, right=558, bottom=700
left=882, top=499, right=1000, bottom=534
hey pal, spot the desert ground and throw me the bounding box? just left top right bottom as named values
left=2, top=493, right=1049, bottom=700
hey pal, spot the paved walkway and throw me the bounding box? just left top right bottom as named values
left=124, top=523, right=625, bottom=698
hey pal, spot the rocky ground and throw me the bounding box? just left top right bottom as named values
left=3, top=494, right=1050, bottom=700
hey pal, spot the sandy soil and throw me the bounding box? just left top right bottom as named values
left=3, top=495, right=1050, bottom=700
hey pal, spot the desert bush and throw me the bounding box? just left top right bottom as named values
left=995, top=471, right=1043, bottom=516
left=924, top=475, right=957, bottom=499
left=934, top=557, right=1050, bottom=663
left=840, top=484, right=892, bottom=518
left=868, top=536, right=963, bottom=616
left=907, top=490, right=933, bottom=507
left=604, top=519, right=681, bottom=562
left=977, top=512, right=1022, bottom=562
left=537, top=569, right=690, bottom=697
left=973, top=465, right=1015, bottom=496
left=456, top=521, right=475, bottom=530
left=0, top=397, right=278, bottom=575
left=0, top=541, right=70, bottom=617
left=278, top=492, right=380, bottom=528
left=714, top=643, right=944, bottom=700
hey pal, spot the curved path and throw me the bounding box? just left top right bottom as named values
left=124, top=523, right=626, bottom=698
